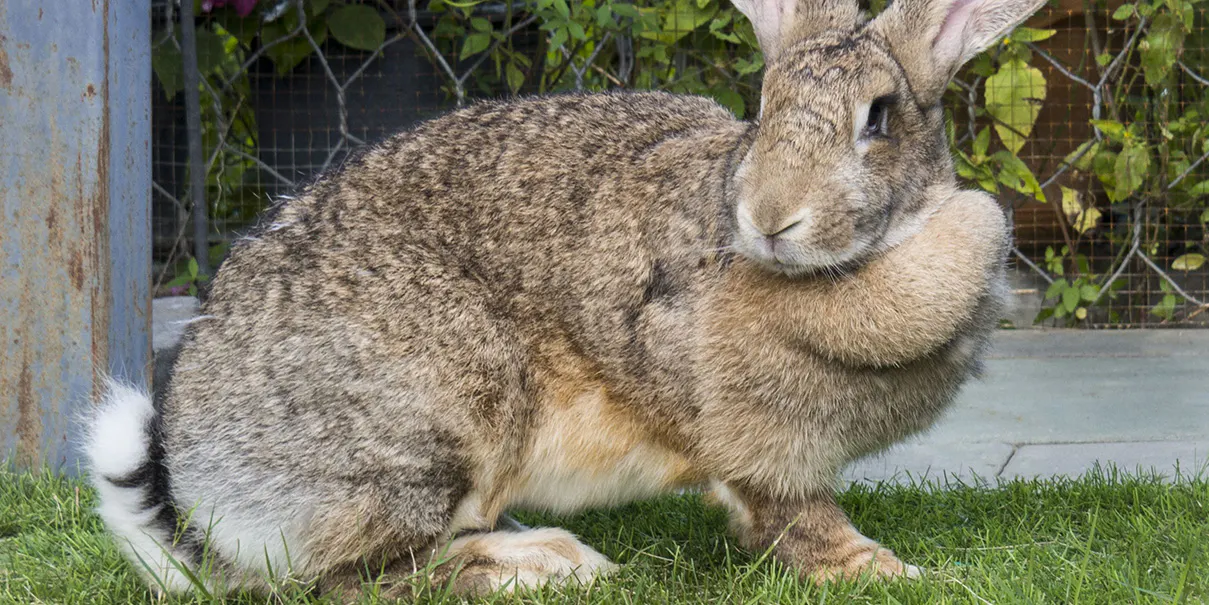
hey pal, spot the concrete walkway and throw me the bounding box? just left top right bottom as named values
left=152, top=298, right=1209, bottom=486
left=845, top=330, right=1209, bottom=485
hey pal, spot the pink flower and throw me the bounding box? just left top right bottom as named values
left=200, top=0, right=257, bottom=17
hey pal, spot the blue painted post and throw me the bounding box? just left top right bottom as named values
left=0, top=0, right=152, bottom=472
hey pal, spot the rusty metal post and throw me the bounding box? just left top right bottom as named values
left=0, top=0, right=152, bottom=471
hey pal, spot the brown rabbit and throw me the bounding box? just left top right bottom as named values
left=85, top=0, right=1039, bottom=596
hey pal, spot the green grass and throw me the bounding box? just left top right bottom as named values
left=2, top=467, right=1206, bottom=604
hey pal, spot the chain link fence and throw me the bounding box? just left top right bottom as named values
left=150, top=0, right=1208, bottom=327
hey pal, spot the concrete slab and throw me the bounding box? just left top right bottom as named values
left=1000, top=441, right=1209, bottom=480
left=843, top=441, right=1014, bottom=486
left=986, top=329, right=1209, bottom=359
left=926, top=330, right=1209, bottom=446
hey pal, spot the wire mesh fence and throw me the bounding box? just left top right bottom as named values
left=149, top=0, right=1208, bottom=327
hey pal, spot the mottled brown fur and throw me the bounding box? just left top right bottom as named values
left=92, top=0, right=1045, bottom=596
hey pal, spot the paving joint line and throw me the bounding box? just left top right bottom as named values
left=994, top=445, right=1018, bottom=478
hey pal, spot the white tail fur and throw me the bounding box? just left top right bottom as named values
left=84, top=379, right=196, bottom=593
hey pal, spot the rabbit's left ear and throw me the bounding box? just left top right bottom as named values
left=731, top=0, right=860, bottom=61
left=872, top=0, right=1047, bottom=103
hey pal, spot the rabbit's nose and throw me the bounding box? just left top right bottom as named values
left=763, top=218, right=803, bottom=238
left=751, top=207, right=812, bottom=241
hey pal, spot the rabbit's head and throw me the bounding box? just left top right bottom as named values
left=730, top=0, right=1042, bottom=275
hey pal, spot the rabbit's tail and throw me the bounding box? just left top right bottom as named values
left=85, top=378, right=199, bottom=594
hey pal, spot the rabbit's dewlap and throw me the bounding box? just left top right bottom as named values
left=87, top=0, right=1035, bottom=597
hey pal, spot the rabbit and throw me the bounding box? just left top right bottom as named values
left=85, top=0, right=1041, bottom=597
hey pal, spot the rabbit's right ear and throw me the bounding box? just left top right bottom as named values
left=732, top=0, right=860, bottom=61
left=872, top=0, right=1046, bottom=104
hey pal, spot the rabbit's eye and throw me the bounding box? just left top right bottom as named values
left=862, top=96, right=893, bottom=140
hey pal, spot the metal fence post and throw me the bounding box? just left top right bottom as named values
left=178, top=0, right=209, bottom=279
left=0, top=0, right=152, bottom=472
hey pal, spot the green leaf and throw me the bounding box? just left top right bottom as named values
left=460, top=32, right=492, bottom=59
left=985, top=59, right=1046, bottom=154
left=1150, top=294, right=1177, bottom=319
left=215, top=12, right=261, bottom=46
left=1112, top=3, right=1136, bottom=19
left=733, top=16, right=759, bottom=47
left=188, top=257, right=199, bottom=279
left=1033, top=307, right=1055, bottom=324
left=709, top=12, right=740, bottom=43
left=1080, top=284, right=1100, bottom=302
left=973, top=127, right=991, bottom=158
left=549, top=27, right=568, bottom=51
left=955, top=147, right=999, bottom=193
left=1061, top=186, right=1100, bottom=233
left=1010, top=27, right=1056, bottom=42
left=552, top=0, right=570, bottom=20
left=328, top=4, right=387, bottom=51
left=1062, top=285, right=1080, bottom=313
left=1113, top=141, right=1151, bottom=199
left=640, top=0, right=717, bottom=44
left=597, top=5, right=614, bottom=27
left=1089, top=119, right=1126, bottom=141
left=1063, top=140, right=1100, bottom=171
left=567, top=21, right=587, bottom=40
left=151, top=41, right=183, bottom=99
left=968, top=53, right=995, bottom=78
left=710, top=86, right=745, bottom=118
left=1060, top=185, right=1081, bottom=218
left=733, top=55, right=763, bottom=75
left=1092, top=149, right=1119, bottom=199
left=309, top=0, right=330, bottom=16
left=469, top=17, right=492, bottom=32
left=1201, top=208, right=1209, bottom=223
left=505, top=61, right=525, bottom=93
left=1140, top=14, right=1185, bottom=88
left=1188, top=180, right=1209, bottom=196
left=1095, top=52, right=1112, bottom=67
left=1172, top=253, right=1206, bottom=271
left=1075, top=207, right=1102, bottom=233
left=610, top=3, right=641, bottom=18
left=194, top=28, right=227, bottom=74
left=262, top=18, right=327, bottom=75
left=1045, top=278, right=1068, bottom=300
left=992, top=150, right=1046, bottom=202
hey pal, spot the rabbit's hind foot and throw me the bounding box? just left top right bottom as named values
left=429, top=527, right=618, bottom=596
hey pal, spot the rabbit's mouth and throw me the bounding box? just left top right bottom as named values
left=737, top=233, right=878, bottom=278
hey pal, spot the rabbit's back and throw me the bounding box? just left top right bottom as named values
left=215, top=92, right=745, bottom=330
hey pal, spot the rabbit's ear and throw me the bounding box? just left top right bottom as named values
left=732, top=0, right=860, bottom=60
left=872, top=0, right=1046, bottom=102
